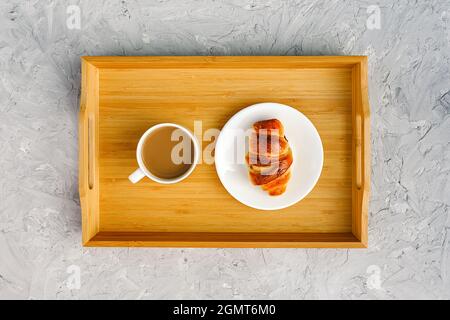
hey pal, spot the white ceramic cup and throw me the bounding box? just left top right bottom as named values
left=128, top=123, right=199, bottom=184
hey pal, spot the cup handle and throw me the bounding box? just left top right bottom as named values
left=129, top=168, right=145, bottom=183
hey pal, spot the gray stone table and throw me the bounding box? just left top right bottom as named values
left=0, top=0, right=449, bottom=299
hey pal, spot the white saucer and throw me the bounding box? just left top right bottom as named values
left=214, top=102, right=324, bottom=210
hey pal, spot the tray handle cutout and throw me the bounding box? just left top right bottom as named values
left=356, top=114, right=362, bottom=190
left=88, top=115, right=94, bottom=190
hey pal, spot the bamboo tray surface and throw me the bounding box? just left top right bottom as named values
left=79, top=56, right=370, bottom=248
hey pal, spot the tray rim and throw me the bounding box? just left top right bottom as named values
left=79, top=56, right=370, bottom=248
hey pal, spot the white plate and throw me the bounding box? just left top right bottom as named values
left=214, top=102, right=323, bottom=210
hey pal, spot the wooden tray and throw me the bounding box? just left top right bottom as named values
left=79, top=56, right=370, bottom=248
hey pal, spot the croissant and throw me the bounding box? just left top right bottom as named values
left=246, top=119, right=293, bottom=196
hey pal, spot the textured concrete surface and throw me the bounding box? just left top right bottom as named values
left=0, top=0, right=449, bottom=299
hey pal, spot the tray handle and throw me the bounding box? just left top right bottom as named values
left=79, top=59, right=98, bottom=194
left=79, top=90, right=96, bottom=192
left=356, top=114, right=362, bottom=189
left=87, top=115, right=94, bottom=189
left=79, top=58, right=100, bottom=245
left=351, top=57, right=370, bottom=247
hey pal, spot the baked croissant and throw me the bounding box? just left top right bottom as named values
left=245, top=119, right=293, bottom=196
